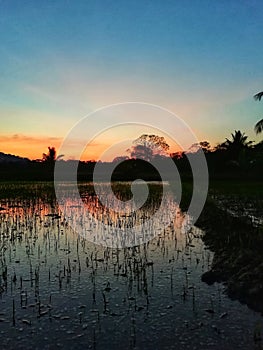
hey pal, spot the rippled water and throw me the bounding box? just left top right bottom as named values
left=0, top=182, right=262, bottom=350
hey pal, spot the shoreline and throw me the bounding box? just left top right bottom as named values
left=197, top=200, right=263, bottom=315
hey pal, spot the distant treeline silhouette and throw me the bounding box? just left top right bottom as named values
left=0, top=129, right=262, bottom=181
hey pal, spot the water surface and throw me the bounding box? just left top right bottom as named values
left=0, top=182, right=262, bottom=349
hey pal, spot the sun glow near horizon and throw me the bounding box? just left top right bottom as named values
left=1, top=1, right=263, bottom=160
left=0, top=128, right=182, bottom=162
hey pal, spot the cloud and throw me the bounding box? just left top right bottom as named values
left=0, top=134, right=61, bottom=144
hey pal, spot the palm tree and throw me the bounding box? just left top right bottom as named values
left=220, top=130, right=253, bottom=162
left=254, top=91, right=263, bottom=134
left=42, top=147, right=56, bottom=164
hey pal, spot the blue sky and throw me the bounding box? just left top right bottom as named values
left=0, top=0, right=263, bottom=159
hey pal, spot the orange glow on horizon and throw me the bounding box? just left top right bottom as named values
left=0, top=133, right=187, bottom=162
left=0, top=134, right=117, bottom=161
left=0, top=134, right=62, bottom=160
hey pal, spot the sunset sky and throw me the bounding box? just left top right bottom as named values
left=1, top=0, right=263, bottom=161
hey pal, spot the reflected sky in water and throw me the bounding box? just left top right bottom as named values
left=0, top=182, right=262, bottom=350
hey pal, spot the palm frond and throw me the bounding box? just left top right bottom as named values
left=254, top=91, right=263, bottom=101
left=254, top=119, right=263, bottom=134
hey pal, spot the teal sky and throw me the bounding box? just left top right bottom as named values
left=0, top=0, right=263, bottom=159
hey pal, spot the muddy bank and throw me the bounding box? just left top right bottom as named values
left=196, top=200, right=263, bottom=314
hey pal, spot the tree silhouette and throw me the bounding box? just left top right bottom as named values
left=219, top=130, right=253, bottom=162
left=112, top=156, right=129, bottom=163
left=254, top=91, right=263, bottom=134
left=42, top=147, right=56, bottom=163
left=128, top=134, right=170, bottom=161
left=187, top=141, right=211, bottom=154
left=130, top=144, right=154, bottom=162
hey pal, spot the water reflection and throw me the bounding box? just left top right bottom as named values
left=0, top=182, right=261, bottom=350
left=56, top=182, right=180, bottom=248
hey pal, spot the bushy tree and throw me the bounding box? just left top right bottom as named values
left=128, top=134, right=170, bottom=161
left=187, top=141, right=211, bottom=154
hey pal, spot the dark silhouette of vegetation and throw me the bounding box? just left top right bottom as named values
left=255, top=119, right=263, bottom=134
left=187, top=141, right=212, bottom=154
left=0, top=130, right=262, bottom=181
left=128, top=134, right=170, bottom=161
left=111, top=159, right=162, bottom=181
left=41, top=147, right=57, bottom=180
left=216, top=130, right=253, bottom=162
left=42, top=146, right=58, bottom=164
left=254, top=91, right=263, bottom=134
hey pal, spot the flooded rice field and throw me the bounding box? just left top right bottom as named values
left=0, top=182, right=262, bottom=350
left=211, top=194, right=263, bottom=227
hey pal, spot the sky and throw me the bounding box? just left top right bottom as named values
left=0, top=0, right=263, bottom=161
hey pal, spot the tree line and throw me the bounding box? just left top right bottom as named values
left=0, top=127, right=261, bottom=181
left=0, top=92, right=262, bottom=181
